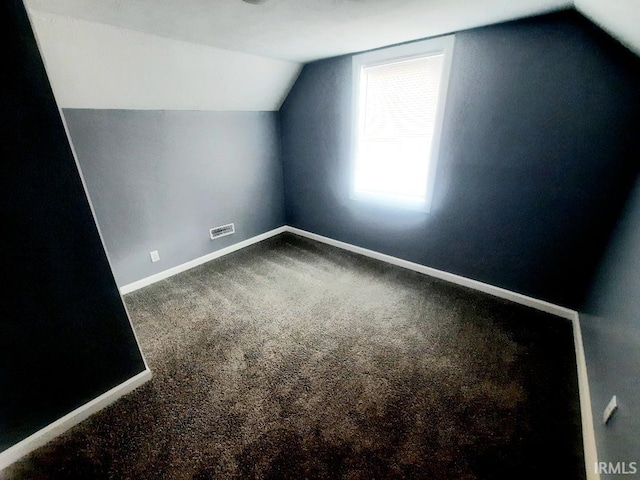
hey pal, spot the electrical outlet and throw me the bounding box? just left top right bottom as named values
left=603, top=395, right=618, bottom=424
left=150, top=250, right=160, bottom=263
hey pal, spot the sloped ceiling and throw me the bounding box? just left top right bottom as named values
left=26, top=0, right=574, bottom=63
left=24, top=0, right=640, bottom=110
left=28, top=11, right=301, bottom=111
left=574, top=0, right=640, bottom=56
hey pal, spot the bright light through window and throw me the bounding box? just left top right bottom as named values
left=351, top=36, right=454, bottom=212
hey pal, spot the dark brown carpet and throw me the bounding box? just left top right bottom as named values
left=4, top=233, right=585, bottom=479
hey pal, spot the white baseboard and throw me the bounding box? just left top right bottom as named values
left=120, top=226, right=287, bottom=294
left=11, top=225, right=593, bottom=476
left=285, top=226, right=598, bottom=478
left=122, top=224, right=577, bottom=320
left=572, top=313, right=600, bottom=480
left=285, top=226, right=576, bottom=320
left=0, top=369, right=152, bottom=471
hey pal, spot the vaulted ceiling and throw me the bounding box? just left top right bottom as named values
left=24, top=0, right=640, bottom=110
left=27, top=0, right=577, bottom=63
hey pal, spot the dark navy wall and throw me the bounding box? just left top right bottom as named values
left=0, top=0, right=146, bottom=452
left=63, top=109, right=285, bottom=287
left=280, top=10, right=640, bottom=309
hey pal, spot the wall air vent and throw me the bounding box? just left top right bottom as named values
left=209, top=223, right=235, bottom=240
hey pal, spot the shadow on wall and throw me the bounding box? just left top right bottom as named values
left=279, top=10, right=640, bottom=310
left=580, top=173, right=640, bottom=464
left=1, top=0, right=146, bottom=454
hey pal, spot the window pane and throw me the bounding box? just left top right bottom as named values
left=354, top=53, right=444, bottom=205
left=354, top=137, right=432, bottom=203
left=362, top=54, right=444, bottom=138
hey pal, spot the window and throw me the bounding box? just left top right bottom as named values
left=351, top=36, right=455, bottom=212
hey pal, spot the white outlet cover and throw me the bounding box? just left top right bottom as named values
left=603, top=395, right=618, bottom=424
left=150, top=250, right=160, bottom=263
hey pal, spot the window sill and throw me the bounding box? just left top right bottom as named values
left=350, top=191, right=431, bottom=213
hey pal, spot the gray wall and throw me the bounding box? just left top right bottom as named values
left=63, top=109, right=285, bottom=287
left=59, top=10, right=640, bottom=465
left=1, top=0, right=146, bottom=452
left=581, top=176, right=640, bottom=464
left=279, top=11, right=640, bottom=310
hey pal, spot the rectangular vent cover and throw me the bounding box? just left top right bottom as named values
left=209, top=223, right=235, bottom=240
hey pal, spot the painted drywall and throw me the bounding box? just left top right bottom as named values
left=576, top=0, right=640, bottom=56
left=27, top=10, right=302, bottom=110
left=26, top=0, right=572, bottom=63
left=0, top=0, right=146, bottom=452
left=62, top=109, right=285, bottom=288
left=21, top=0, right=640, bottom=68
left=581, top=172, right=640, bottom=463
left=280, top=10, right=640, bottom=309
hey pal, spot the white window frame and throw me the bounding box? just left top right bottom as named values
left=350, top=35, right=455, bottom=213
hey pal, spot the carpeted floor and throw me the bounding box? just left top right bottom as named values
left=4, top=233, right=585, bottom=479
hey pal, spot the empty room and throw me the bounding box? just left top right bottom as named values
left=2, top=0, right=640, bottom=478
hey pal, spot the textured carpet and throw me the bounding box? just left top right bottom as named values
left=4, top=233, right=585, bottom=479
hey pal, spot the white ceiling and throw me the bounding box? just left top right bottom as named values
left=24, top=0, right=640, bottom=110
left=26, top=0, right=575, bottom=63
left=575, top=0, right=640, bottom=56
left=28, top=10, right=301, bottom=111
